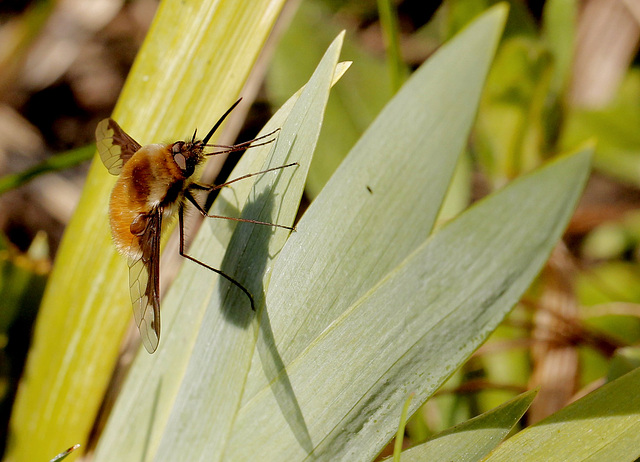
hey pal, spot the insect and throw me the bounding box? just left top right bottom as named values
left=96, top=99, right=295, bottom=353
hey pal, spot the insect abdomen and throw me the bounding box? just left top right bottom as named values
left=108, top=144, right=186, bottom=258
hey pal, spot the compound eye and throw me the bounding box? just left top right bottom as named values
left=172, top=142, right=183, bottom=154
left=174, top=152, right=187, bottom=170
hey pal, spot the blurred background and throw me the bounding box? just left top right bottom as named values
left=1, top=0, right=639, bottom=458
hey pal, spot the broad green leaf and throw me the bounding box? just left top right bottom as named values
left=6, top=1, right=287, bottom=460
left=155, top=33, right=342, bottom=462
left=228, top=145, right=590, bottom=461
left=93, top=32, right=344, bottom=462
left=244, top=6, right=508, bottom=405
left=484, top=367, right=640, bottom=461
left=389, top=390, right=536, bottom=462
left=252, top=0, right=507, bottom=425
left=221, top=5, right=595, bottom=460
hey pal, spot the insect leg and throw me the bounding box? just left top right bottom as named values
left=188, top=162, right=299, bottom=230
left=185, top=188, right=295, bottom=231
left=178, top=205, right=255, bottom=310
left=193, top=162, right=298, bottom=193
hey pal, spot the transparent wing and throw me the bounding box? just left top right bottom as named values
left=95, top=118, right=142, bottom=175
left=128, top=208, right=162, bottom=353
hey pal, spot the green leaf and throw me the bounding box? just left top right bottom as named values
left=225, top=6, right=594, bottom=461
left=6, top=1, right=288, bottom=460
left=159, top=33, right=342, bottom=462
left=93, top=31, right=344, bottom=462
left=247, top=6, right=508, bottom=401
left=391, top=390, right=536, bottom=462
left=484, top=367, right=640, bottom=461
left=228, top=143, right=590, bottom=460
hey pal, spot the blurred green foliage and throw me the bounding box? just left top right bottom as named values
left=0, top=232, right=49, bottom=452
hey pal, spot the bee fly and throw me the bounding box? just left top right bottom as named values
left=96, top=99, right=296, bottom=353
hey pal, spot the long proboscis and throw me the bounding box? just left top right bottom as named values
left=201, top=98, right=243, bottom=145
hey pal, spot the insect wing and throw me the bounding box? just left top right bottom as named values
left=95, top=118, right=142, bottom=175
left=128, top=208, right=162, bottom=353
